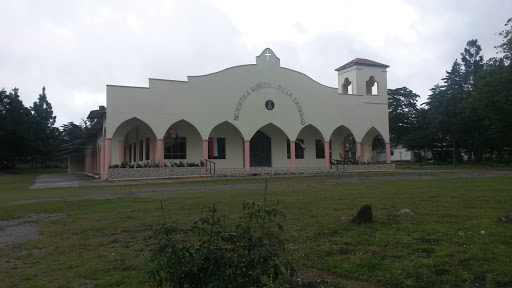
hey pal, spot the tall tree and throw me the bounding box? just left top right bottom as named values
left=495, top=17, right=512, bottom=65
left=0, top=88, right=33, bottom=167
left=426, top=61, right=465, bottom=164
left=402, top=107, right=435, bottom=155
left=460, top=39, right=484, bottom=90
left=387, top=87, right=419, bottom=147
left=30, top=86, right=60, bottom=167
left=60, top=121, right=85, bottom=145
left=465, top=18, right=512, bottom=161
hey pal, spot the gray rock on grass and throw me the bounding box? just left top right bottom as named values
left=498, top=214, right=512, bottom=223
left=397, top=208, right=413, bottom=214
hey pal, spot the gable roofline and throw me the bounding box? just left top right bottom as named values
left=335, top=58, right=389, bottom=71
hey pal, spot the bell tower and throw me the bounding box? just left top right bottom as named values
left=335, top=58, right=389, bottom=102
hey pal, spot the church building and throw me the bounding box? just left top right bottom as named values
left=80, top=49, right=392, bottom=180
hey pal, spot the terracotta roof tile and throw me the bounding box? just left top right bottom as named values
left=335, top=58, right=389, bottom=71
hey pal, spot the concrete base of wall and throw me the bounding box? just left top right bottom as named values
left=107, top=164, right=395, bottom=180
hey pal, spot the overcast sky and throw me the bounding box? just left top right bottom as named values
left=1, top=0, right=510, bottom=127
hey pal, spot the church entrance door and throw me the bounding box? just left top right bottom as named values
left=250, top=130, right=271, bottom=167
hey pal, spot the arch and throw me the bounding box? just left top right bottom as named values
left=163, top=119, right=203, bottom=165
left=361, top=126, right=385, bottom=143
left=112, top=117, right=157, bottom=141
left=342, top=77, right=353, bottom=94
left=208, top=121, right=244, bottom=139
left=247, top=122, right=290, bottom=141
left=295, top=124, right=327, bottom=167
left=329, top=125, right=357, bottom=162
left=366, top=76, right=378, bottom=95
left=249, top=123, right=290, bottom=168
left=297, top=124, right=324, bottom=140
left=207, top=121, right=244, bottom=168
left=111, top=117, right=158, bottom=165
left=329, top=125, right=357, bottom=142
left=361, top=126, right=386, bottom=163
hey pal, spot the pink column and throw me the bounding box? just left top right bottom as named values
left=87, top=150, right=91, bottom=173
left=290, top=140, right=296, bottom=171
left=84, top=151, right=88, bottom=173
left=156, top=139, right=164, bottom=167
left=356, top=142, right=362, bottom=164
left=103, top=138, right=112, bottom=180
left=324, top=141, right=330, bottom=170
left=149, top=139, right=155, bottom=165
left=244, top=140, right=250, bottom=171
left=100, top=139, right=105, bottom=179
left=361, top=143, right=365, bottom=163
left=386, top=142, right=391, bottom=164
left=202, top=139, right=208, bottom=163
left=118, top=141, right=124, bottom=164
left=96, top=148, right=100, bottom=173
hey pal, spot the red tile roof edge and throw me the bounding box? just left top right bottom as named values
left=335, top=58, right=389, bottom=71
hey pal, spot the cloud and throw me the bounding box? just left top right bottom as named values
left=1, top=0, right=510, bottom=126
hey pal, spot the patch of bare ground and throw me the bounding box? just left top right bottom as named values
left=285, top=268, right=380, bottom=288
left=0, top=213, right=66, bottom=248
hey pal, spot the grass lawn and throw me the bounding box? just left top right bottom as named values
left=0, top=170, right=511, bottom=287
left=395, top=161, right=512, bottom=170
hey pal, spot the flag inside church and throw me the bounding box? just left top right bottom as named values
left=166, top=128, right=178, bottom=141
left=208, top=137, right=219, bottom=158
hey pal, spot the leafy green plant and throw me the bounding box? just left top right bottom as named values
left=145, top=183, right=296, bottom=287
left=186, top=161, right=200, bottom=167
left=120, top=161, right=128, bottom=168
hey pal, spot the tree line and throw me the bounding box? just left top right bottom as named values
left=2, top=18, right=511, bottom=168
left=0, top=86, right=92, bottom=168
left=388, top=18, right=512, bottom=164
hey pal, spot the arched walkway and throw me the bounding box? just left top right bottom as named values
left=329, top=125, right=358, bottom=163
left=208, top=121, right=244, bottom=168
left=296, top=124, right=327, bottom=168
left=247, top=123, right=289, bottom=168
left=111, top=117, right=157, bottom=166
left=361, top=127, right=390, bottom=163
left=161, top=120, right=203, bottom=167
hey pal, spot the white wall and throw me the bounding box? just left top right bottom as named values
left=105, top=48, right=390, bottom=168
left=208, top=122, right=244, bottom=168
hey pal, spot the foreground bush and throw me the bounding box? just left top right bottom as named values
left=145, top=197, right=296, bottom=287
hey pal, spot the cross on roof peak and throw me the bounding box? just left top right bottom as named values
left=256, top=48, right=280, bottom=66
left=264, top=50, right=271, bottom=60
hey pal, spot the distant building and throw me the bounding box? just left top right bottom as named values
left=373, top=145, right=433, bottom=162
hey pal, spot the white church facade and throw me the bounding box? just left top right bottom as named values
left=80, top=49, right=392, bottom=179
